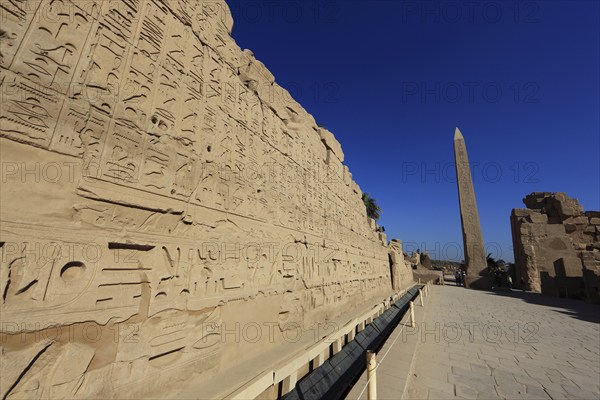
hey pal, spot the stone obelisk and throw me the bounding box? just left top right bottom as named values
left=454, top=128, right=490, bottom=289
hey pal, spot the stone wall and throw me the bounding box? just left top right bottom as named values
left=511, top=192, right=600, bottom=302
left=0, top=1, right=396, bottom=398
left=411, top=269, right=445, bottom=285
left=394, top=248, right=444, bottom=285
left=388, top=240, right=415, bottom=290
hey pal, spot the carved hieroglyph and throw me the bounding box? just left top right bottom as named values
left=0, top=1, right=395, bottom=398
left=453, top=128, right=489, bottom=289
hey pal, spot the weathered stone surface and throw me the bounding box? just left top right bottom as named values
left=388, top=240, right=414, bottom=290
left=511, top=192, right=600, bottom=302
left=522, top=192, right=584, bottom=221
left=453, top=128, right=489, bottom=289
left=527, top=212, right=548, bottom=224
left=406, top=251, right=421, bottom=267
left=513, top=209, right=536, bottom=218
left=238, top=50, right=275, bottom=85
left=564, top=216, right=589, bottom=226
left=585, top=211, right=600, bottom=219
left=411, top=268, right=444, bottom=285
left=580, top=251, right=600, bottom=303
left=318, top=127, right=344, bottom=163
left=420, top=252, right=432, bottom=269
left=0, top=1, right=404, bottom=398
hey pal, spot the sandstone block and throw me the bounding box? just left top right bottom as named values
left=571, top=231, right=594, bottom=246
left=368, top=217, right=376, bottom=230
left=522, top=192, right=584, bottom=220
left=523, top=192, right=553, bottom=209
left=318, top=128, right=345, bottom=162
left=565, top=216, right=588, bottom=225
left=379, top=232, right=387, bottom=244
left=553, top=192, right=585, bottom=218
left=421, top=252, right=433, bottom=269
left=527, top=212, right=548, bottom=224
left=564, top=223, right=578, bottom=233
left=343, top=166, right=351, bottom=185
left=238, top=50, right=275, bottom=84
left=520, top=223, right=548, bottom=236
left=512, top=209, right=536, bottom=218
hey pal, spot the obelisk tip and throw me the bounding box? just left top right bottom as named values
left=454, top=127, right=464, bottom=140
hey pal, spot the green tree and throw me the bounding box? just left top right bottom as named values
left=361, top=192, right=382, bottom=220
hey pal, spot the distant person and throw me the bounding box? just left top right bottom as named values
left=461, top=270, right=466, bottom=287
left=454, top=270, right=461, bottom=286
left=507, top=275, right=513, bottom=290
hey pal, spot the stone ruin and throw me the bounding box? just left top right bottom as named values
left=388, top=240, right=415, bottom=290
left=511, top=192, right=600, bottom=302
left=390, top=247, right=444, bottom=286
left=407, top=251, right=445, bottom=285
left=0, top=0, right=414, bottom=398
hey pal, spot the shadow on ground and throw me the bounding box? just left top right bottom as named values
left=485, top=288, right=600, bottom=324
left=441, top=273, right=599, bottom=324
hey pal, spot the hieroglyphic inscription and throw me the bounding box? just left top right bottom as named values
left=0, top=1, right=394, bottom=398
left=453, top=128, right=487, bottom=278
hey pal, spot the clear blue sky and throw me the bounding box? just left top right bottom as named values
left=228, top=0, right=600, bottom=263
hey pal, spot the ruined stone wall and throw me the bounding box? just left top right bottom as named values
left=388, top=240, right=415, bottom=290
left=0, top=1, right=394, bottom=398
left=511, top=192, right=600, bottom=302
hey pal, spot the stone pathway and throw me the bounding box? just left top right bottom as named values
left=405, top=285, right=600, bottom=400
left=346, top=290, right=426, bottom=400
